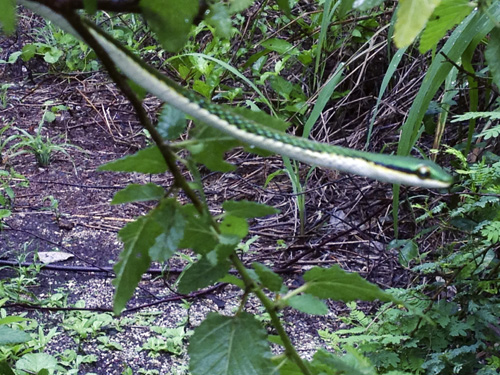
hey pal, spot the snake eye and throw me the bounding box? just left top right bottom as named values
left=417, top=165, right=431, bottom=179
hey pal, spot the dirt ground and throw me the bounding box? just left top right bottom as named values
left=0, top=12, right=419, bottom=375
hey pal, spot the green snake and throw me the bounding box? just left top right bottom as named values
left=20, top=0, right=453, bottom=189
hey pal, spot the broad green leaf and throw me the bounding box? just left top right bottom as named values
left=312, top=348, right=376, bottom=375
left=485, top=28, right=500, bottom=88
left=275, top=0, right=292, bottom=17
left=111, top=183, right=165, bottom=205
left=0, top=0, right=15, bottom=34
left=113, top=216, right=161, bottom=314
left=21, top=44, right=37, bottom=61
left=0, top=209, right=11, bottom=219
left=206, top=3, right=232, bottom=39
left=0, top=361, right=15, bottom=375
left=188, top=124, right=239, bottom=172
left=229, top=0, right=254, bottom=13
left=261, top=38, right=295, bottom=54
left=220, top=215, right=248, bottom=239
left=98, top=146, right=167, bottom=174
left=149, top=199, right=185, bottom=262
left=388, top=239, right=419, bottom=267
left=189, top=312, right=273, bottom=375
left=338, top=0, right=355, bottom=17
left=303, top=265, right=396, bottom=303
left=215, top=235, right=240, bottom=261
left=252, top=262, right=283, bottom=292
left=419, top=0, right=473, bottom=53
left=179, top=204, right=218, bottom=254
left=140, top=0, right=198, bottom=52
left=0, top=326, right=31, bottom=344
left=223, top=200, right=279, bottom=218
left=15, top=354, right=58, bottom=374
left=352, top=0, right=384, bottom=11
left=287, top=294, right=329, bottom=315
left=158, top=104, right=187, bottom=140
left=83, top=0, right=98, bottom=14
left=0, top=316, right=27, bottom=325
left=394, top=0, right=441, bottom=48
left=177, top=254, right=230, bottom=294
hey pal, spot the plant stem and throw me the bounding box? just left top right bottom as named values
left=230, top=253, right=313, bottom=375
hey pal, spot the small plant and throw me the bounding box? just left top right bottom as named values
left=0, top=83, right=13, bottom=108
left=11, top=104, right=82, bottom=167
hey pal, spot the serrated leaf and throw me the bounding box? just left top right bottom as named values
left=111, top=183, right=165, bottom=205
left=220, top=215, right=248, bottom=239
left=419, top=0, right=473, bottom=53
left=15, top=354, right=58, bottom=374
left=140, top=0, right=198, bottom=52
left=158, top=104, right=187, bottom=140
left=252, top=262, right=283, bottom=292
left=0, top=0, right=15, bottom=34
left=177, top=255, right=230, bottom=294
left=303, top=265, right=396, bottom=303
left=113, top=216, right=161, bottom=314
left=287, top=294, right=329, bottom=315
left=189, top=312, right=273, bottom=375
left=486, top=28, right=500, bottom=88
left=0, top=326, right=31, bottom=344
left=394, top=0, right=441, bottom=48
left=179, top=204, right=218, bottom=254
left=223, top=200, right=279, bottom=218
left=149, top=199, right=185, bottom=262
left=98, top=146, right=167, bottom=174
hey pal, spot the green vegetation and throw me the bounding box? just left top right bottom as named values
left=0, top=0, right=499, bottom=374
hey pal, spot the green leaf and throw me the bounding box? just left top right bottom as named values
left=158, top=104, right=187, bottom=140
left=303, top=265, right=396, bottom=303
left=394, top=0, right=441, bottom=48
left=352, top=0, right=384, bottom=11
left=275, top=0, right=292, bottom=17
left=261, top=38, right=295, bottom=54
left=113, top=216, right=160, bottom=314
left=287, top=294, right=329, bottom=315
left=220, top=215, right=248, bottom=239
left=179, top=204, right=218, bottom=254
left=486, top=28, right=500, bottom=88
left=312, top=348, right=376, bottom=375
left=0, top=0, right=15, bottom=34
left=188, top=124, right=239, bottom=172
left=149, top=199, right=185, bottom=262
left=111, top=183, right=165, bottom=204
left=0, top=361, right=15, bottom=375
left=206, top=3, right=232, bottom=39
left=252, top=262, right=283, bottom=292
left=0, top=316, right=27, bottom=325
left=0, top=326, right=31, bottom=344
left=388, top=239, right=419, bottom=267
left=177, top=254, right=230, bottom=294
left=419, top=0, right=473, bottom=53
left=223, top=200, right=279, bottom=218
left=189, top=312, right=273, bottom=375
left=98, top=146, right=167, bottom=174
left=15, top=354, right=58, bottom=374
left=140, top=0, right=198, bottom=52
left=21, top=44, right=37, bottom=61
left=229, top=0, right=254, bottom=13
left=83, top=0, right=98, bottom=14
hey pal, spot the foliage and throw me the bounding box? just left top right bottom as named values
left=1, top=0, right=500, bottom=374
